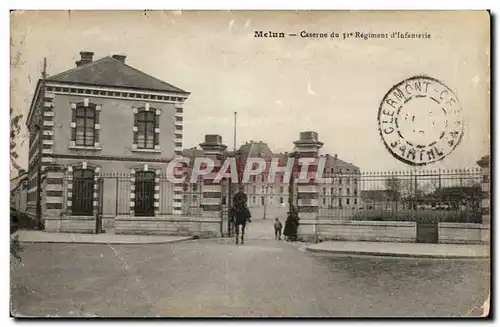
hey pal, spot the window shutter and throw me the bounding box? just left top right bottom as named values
left=133, top=112, right=138, bottom=145
left=71, top=106, right=77, bottom=141
left=154, top=115, right=160, bottom=146
left=94, top=106, right=100, bottom=144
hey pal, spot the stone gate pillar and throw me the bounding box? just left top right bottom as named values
left=43, top=164, right=65, bottom=232
left=476, top=155, right=490, bottom=244
left=199, top=135, right=227, bottom=237
left=293, top=131, right=324, bottom=242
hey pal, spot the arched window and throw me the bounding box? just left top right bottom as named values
left=135, top=110, right=157, bottom=149
left=74, top=105, right=96, bottom=146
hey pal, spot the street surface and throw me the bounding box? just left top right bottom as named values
left=242, top=217, right=279, bottom=240
left=11, top=228, right=490, bottom=317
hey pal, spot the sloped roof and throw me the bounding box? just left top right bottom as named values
left=46, top=56, right=189, bottom=94
left=238, top=141, right=274, bottom=158
left=323, top=155, right=360, bottom=172
left=430, top=186, right=482, bottom=200
left=183, top=148, right=204, bottom=159
left=361, top=190, right=399, bottom=202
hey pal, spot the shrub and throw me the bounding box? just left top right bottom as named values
left=351, top=209, right=482, bottom=223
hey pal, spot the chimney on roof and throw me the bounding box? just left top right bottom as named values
left=112, top=54, right=126, bottom=63
left=76, top=51, right=94, bottom=67
left=334, top=154, right=338, bottom=160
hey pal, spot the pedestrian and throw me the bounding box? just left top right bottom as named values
left=232, top=184, right=252, bottom=244
left=283, top=213, right=293, bottom=242
left=274, top=218, right=283, bottom=240
left=291, top=212, right=300, bottom=241
left=283, top=207, right=299, bottom=241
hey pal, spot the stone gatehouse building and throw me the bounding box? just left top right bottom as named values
left=26, top=51, right=189, bottom=232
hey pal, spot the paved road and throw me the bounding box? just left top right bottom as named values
left=11, top=239, right=489, bottom=317
left=241, top=218, right=278, bottom=240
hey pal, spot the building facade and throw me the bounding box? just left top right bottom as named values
left=182, top=140, right=361, bottom=220
left=26, top=52, right=189, bottom=232
left=11, top=170, right=28, bottom=212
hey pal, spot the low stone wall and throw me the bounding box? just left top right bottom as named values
left=44, top=216, right=96, bottom=233
left=481, top=228, right=490, bottom=245
left=248, top=207, right=288, bottom=220
left=298, top=220, right=417, bottom=243
left=114, top=216, right=221, bottom=238
left=438, top=222, right=487, bottom=244
left=102, top=216, right=115, bottom=229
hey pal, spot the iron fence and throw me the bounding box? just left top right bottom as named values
left=53, top=167, right=483, bottom=223
left=60, top=174, right=204, bottom=217
left=317, top=168, right=483, bottom=223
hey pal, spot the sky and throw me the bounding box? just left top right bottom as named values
left=10, top=10, right=490, bottom=173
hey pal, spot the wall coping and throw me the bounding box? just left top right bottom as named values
left=115, top=216, right=220, bottom=223
left=438, top=222, right=488, bottom=229
left=45, top=216, right=94, bottom=221
left=46, top=216, right=221, bottom=223
left=300, top=220, right=416, bottom=227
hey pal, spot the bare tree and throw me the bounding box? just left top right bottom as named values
left=10, top=107, right=23, bottom=173
left=386, top=176, right=426, bottom=210
left=422, top=177, right=440, bottom=195
left=10, top=107, right=24, bottom=262
left=385, top=176, right=401, bottom=210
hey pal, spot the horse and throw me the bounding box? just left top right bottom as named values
left=230, top=201, right=252, bottom=244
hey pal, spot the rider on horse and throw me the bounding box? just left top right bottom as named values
left=230, top=185, right=252, bottom=244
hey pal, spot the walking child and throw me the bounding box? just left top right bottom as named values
left=274, top=218, right=283, bottom=240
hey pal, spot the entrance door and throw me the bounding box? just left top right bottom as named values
left=416, top=221, right=439, bottom=243
left=72, top=169, right=95, bottom=216
left=135, top=171, right=155, bottom=216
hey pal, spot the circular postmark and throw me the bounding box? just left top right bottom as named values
left=377, top=76, right=464, bottom=166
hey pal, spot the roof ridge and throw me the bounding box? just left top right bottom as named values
left=107, top=56, right=188, bottom=94
left=47, top=56, right=110, bottom=80
left=46, top=55, right=189, bottom=94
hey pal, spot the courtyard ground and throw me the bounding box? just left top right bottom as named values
left=11, top=235, right=490, bottom=317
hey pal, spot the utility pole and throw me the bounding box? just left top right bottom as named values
left=35, top=58, right=47, bottom=230
left=262, top=153, right=269, bottom=220
left=438, top=169, right=442, bottom=190
left=233, top=112, right=237, bottom=152
left=263, top=184, right=268, bottom=220
left=409, top=170, right=413, bottom=210
left=228, top=111, right=237, bottom=238
left=288, top=152, right=297, bottom=211
left=414, top=173, right=418, bottom=210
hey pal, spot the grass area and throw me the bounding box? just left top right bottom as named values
left=318, top=207, right=482, bottom=223
left=350, top=209, right=482, bottom=223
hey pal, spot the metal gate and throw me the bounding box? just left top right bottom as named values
left=416, top=221, right=439, bottom=243
left=72, top=169, right=95, bottom=216
left=134, top=171, right=155, bottom=216
left=96, top=177, right=104, bottom=234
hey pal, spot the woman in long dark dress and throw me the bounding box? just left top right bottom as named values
left=283, top=207, right=299, bottom=241
left=283, top=216, right=293, bottom=241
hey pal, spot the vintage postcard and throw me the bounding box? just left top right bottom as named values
left=10, top=10, right=490, bottom=318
